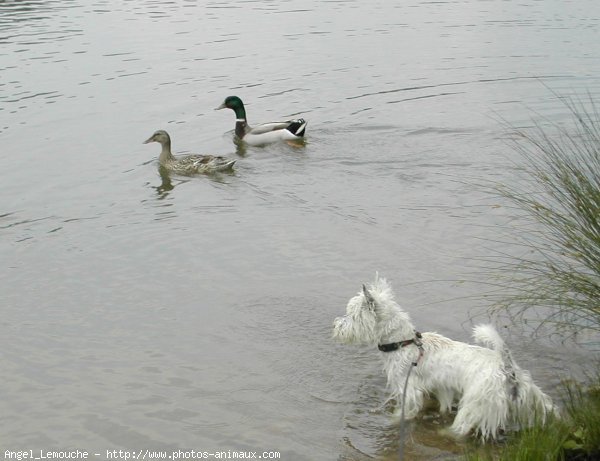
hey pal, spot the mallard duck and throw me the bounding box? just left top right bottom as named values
left=143, top=130, right=235, bottom=174
left=215, top=95, right=307, bottom=146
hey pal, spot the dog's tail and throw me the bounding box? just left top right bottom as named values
left=473, top=324, right=521, bottom=396
left=473, top=324, right=506, bottom=351
left=473, top=324, right=518, bottom=367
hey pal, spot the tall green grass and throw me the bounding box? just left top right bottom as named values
left=464, top=413, right=570, bottom=461
left=491, top=94, right=600, bottom=338
left=465, top=93, right=600, bottom=460
left=561, top=377, right=600, bottom=457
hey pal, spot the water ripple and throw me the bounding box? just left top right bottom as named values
left=347, top=75, right=569, bottom=101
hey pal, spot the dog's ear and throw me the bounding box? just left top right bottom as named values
left=362, top=284, right=376, bottom=310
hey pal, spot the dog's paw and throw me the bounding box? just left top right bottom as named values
left=437, top=426, right=464, bottom=441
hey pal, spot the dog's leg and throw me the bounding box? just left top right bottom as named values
left=511, top=379, right=557, bottom=428
left=393, top=385, right=425, bottom=420
left=451, top=390, right=508, bottom=440
left=436, top=389, right=455, bottom=414
left=449, top=408, right=474, bottom=438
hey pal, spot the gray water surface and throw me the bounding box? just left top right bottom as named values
left=2, top=1, right=599, bottom=460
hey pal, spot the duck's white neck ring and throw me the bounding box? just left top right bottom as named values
left=236, top=118, right=246, bottom=122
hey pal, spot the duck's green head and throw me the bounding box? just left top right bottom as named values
left=215, top=96, right=246, bottom=119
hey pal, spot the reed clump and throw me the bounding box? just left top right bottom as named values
left=466, top=94, right=600, bottom=460
left=491, top=95, right=600, bottom=338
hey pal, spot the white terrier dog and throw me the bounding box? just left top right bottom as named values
left=332, top=275, right=555, bottom=440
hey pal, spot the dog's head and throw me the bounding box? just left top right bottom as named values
left=333, top=275, right=412, bottom=346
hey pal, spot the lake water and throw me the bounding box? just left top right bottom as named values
left=2, top=1, right=599, bottom=460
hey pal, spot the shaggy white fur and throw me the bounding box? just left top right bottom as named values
left=332, top=275, right=556, bottom=440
